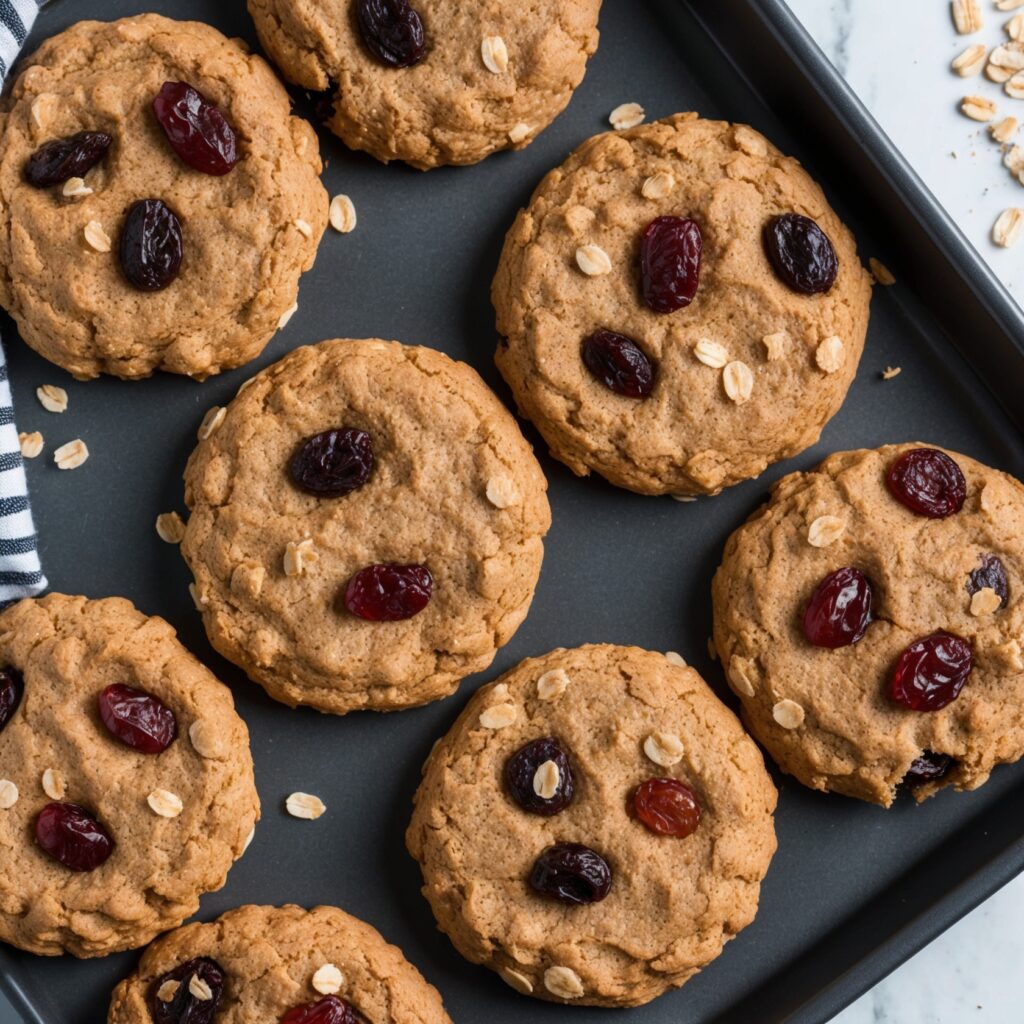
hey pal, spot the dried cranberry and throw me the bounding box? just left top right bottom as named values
left=967, top=553, right=1009, bottom=608
left=886, top=448, right=966, bottom=519
left=581, top=330, right=655, bottom=398
left=290, top=428, right=374, bottom=497
left=631, top=777, right=701, bottom=838
left=24, top=131, right=112, bottom=187
left=280, top=995, right=358, bottom=1024
left=505, top=737, right=574, bottom=815
left=98, top=684, right=177, bottom=753
left=803, top=567, right=873, bottom=649
left=640, top=215, right=702, bottom=313
left=763, top=213, right=838, bottom=294
left=0, top=667, right=23, bottom=734
left=149, top=957, right=225, bottom=1024
left=529, top=842, right=612, bottom=905
left=119, top=199, right=183, bottom=291
left=153, top=82, right=238, bottom=176
left=890, top=632, right=973, bottom=712
left=344, top=564, right=432, bottom=620
left=903, top=751, right=955, bottom=787
left=35, top=802, right=113, bottom=871
left=357, top=0, right=426, bottom=68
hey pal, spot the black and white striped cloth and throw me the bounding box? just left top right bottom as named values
left=0, top=0, right=46, bottom=605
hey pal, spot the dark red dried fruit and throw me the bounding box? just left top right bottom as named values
left=98, top=684, right=177, bottom=753
left=763, top=213, right=838, bottom=294
left=153, top=82, right=238, bottom=176
left=640, top=215, right=702, bottom=313
left=803, top=567, right=873, bottom=649
left=581, top=330, right=655, bottom=398
left=505, top=737, right=574, bottom=815
left=0, top=667, right=24, bottom=734
left=344, top=564, right=432, bottom=620
left=24, top=131, right=112, bottom=188
left=290, top=428, right=374, bottom=497
left=280, top=995, right=359, bottom=1024
left=631, top=777, right=701, bottom=838
left=529, top=842, right=612, bottom=905
left=120, top=199, right=183, bottom=291
left=35, top=802, right=113, bottom=872
left=357, top=0, right=426, bottom=68
left=903, top=751, right=955, bottom=787
left=890, top=631, right=973, bottom=712
left=150, top=957, right=225, bottom=1024
left=967, top=553, right=1009, bottom=608
left=886, top=448, right=966, bottom=519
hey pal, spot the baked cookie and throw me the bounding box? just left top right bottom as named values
left=407, top=644, right=777, bottom=1007
left=712, top=443, right=1024, bottom=806
left=107, top=904, right=451, bottom=1024
left=493, top=113, right=873, bottom=496
left=0, top=14, right=327, bottom=379
left=181, top=338, right=551, bottom=714
left=247, top=0, right=601, bottom=169
left=0, top=594, right=259, bottom=957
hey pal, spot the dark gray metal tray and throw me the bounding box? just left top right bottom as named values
left=2, top=1, right=1024, bottom=1022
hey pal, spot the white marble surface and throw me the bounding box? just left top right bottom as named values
left=787, top=11, right=1024, bottom=1024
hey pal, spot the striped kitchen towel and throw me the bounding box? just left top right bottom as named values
left=0, top=0, right=46, bottom=605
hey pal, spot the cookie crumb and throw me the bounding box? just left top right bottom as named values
left=83, top=220, right=111, bottom=252
left=575, top=243, right=612, bottom=276
left=18, top=431, right=43, bottom=459
left=772, top=699, right=805, bottom=730
left=544, top=965, right=584, bottom=999
left=329, top=194, right=357, bottom=233
left=882, top=366, right=902, bottom=380
left=970, top=586, right=1002, bottom=615
left=993, top=206, right=1024, bottom=246
left=815, top=336, right=845, bottom=374
left=0, top=780, right=17, bottom=809
left=278, top=302, right=298, bottom=329
left=807, top=515, right=845, bottom=548
left=761, top=331, right=790, bottom=361
left=952, top=0, right=983, bottom=33
left=537, top=668, right=569, bottom=700
left=479, top=703, right=517, bottom=729
left=62, top=176, right=92, bottom=198
left=155, top=512, right=186, bottom=544
left=188, top=719, right=223, bottom=759
left=952, top=43, right=987, bottom=75
left=53, top=439, right=88, bottom=470
left=147, top=788, right=184, bottom=818
left=41, top=768, right=65, bottom=800
left=197, top=406, right=226, bottom=440
left=36, top=384, right=68, bottom=413
left=869, top=258, right=896, bottom=285
left=311, top=963, right=344, bottom=995
left=283, top=538, right=318, bottom=577
left=532, top=760, right=560, bottom=798
left=961, top=94, right=998, bottom=120
left=643, top=732, right=685, bottom=767
left=722, top=360, right=754, bottom=403
left=286, top=792, right=326, bottom=820
left=499, top=967, right=534, bottom=994
left=641, top=171, right=675, bottom=199
left=481, top=35, right=509, bottom=74
left=694, top=338, right=729, bottom=368
left=609, top=102, right=645, bottom=130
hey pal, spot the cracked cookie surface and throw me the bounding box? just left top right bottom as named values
left=181, top=338, right=551, bottom=714
left=247, top=0, right=601, bottom=169
left=0, top=594, right=259, bottom=957
left=406, top=644, right=778, bottom=1007
left=0, top=14, right=327, bottom=379
left=712, top=444, right=1024, bottom=806
left=493, top=114, right=873, bottom=495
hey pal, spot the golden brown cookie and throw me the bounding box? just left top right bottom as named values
left=712, top=444, right=1024, bottom=806
left=0, top=594, right=259, bottom=957
left=247, top=0, right=601, bottom=169
left=406, top=644, right=778, bottom=1007
left=181, top=338, right=551, bottom=714
left=0, top=15, right=327, bottom=379
left=107, top=904, right=451, bottom=1023
left=493, top=113, right=873, bottom=495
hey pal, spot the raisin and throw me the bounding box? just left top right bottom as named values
left=967, top=553, right=1009, bottom=608
left=903, top=751, right=955, bottom=787
left=763, top=213, right=838, bottom=294
left=343, top=564, right=432, bottom=620
left=98, top=684, right=177, bottom=754
left=279, top=995, right=359, bottom=1024
left=153, top=82, right=238, bottom=176
left=150, top=957, right=225, bottom=1024
left=529, top=842, right=612, bottom=905
left=505, top=737, right=574, bottom=815
left=24, top=131, right=112, bottom=188
left=886, top=448, right=966, bottom=519
left=581, top=330, right=655, bottom=398
left=119, top=199, right=183, bottom=291
left=889, top=631, right=973, bottom=712
left=803, top=567, right=873, bottom=649
left=35, top=802, right=113, bottom=872
left=357, top=0, right=426, bottom=68
left=0, top=667, right=23, bottom=734
left=631, top=777, right=701, bottom=838
left=640, top=215, right=702, bottom=313
left=290, top=429, right=374, bottom=497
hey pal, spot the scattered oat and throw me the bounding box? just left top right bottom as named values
left=36, top=384, right=67, bottom=413
left=481, top=35, right=509, bottom=74
left=533, top=760, right=560, bottom=799
left=312, top=964, right=344, bottom=995
left=83, top=220, right=111, bottom=252
left=882, top=366, right=902, bottom=380
left=991, top=116, right=1019, bottom=142
left=952, top=43, right=988, bottom=75
left=952, top=0, right=984, bottom=33
left=155, top=981, right=180, bottom=1003
left=962, top=94, right=998, bottom=120
left=815, top=336, right=845, bottom=373
left=1003, top=142, right=1024, bottom=173
left=734, top=124, right=768, bottom=156
left=148, top=788, right=184, bottom=818
left=609, top=102, right=645, bottom=130
left=1008, top=13, right=1024, bottom=40
left=486, top=476, right=520, bottom=508
left=18, top=431, right=43, bottom=459
left=665, top=651, right=686, bottom=667
left=722, top=360, right=753, bottom=404
left=641, top=171, right=675, bottom=199
left=0, top=780, right=17, bottom=810
left=987, top=57, right=1014, bottom=82
left=544, top=966, right=584, bottom=1000
left=992, top=41, right=1024, bottom=74
left=644, top=732, right=684, bottom=767
left=286, top=792, right=326, bottom=820
left=155, top=511, right=186, bottom=544
left=284, top=538, right=318, bottom=577
left=508, top=122, right=531, bottom=144
left=997, top=0, right=1024, bottom=10
left=189, top=582, right=206, bottom=612
left=807, top=515, right=845, bottom=547
left=772, top=699, right=805, bottom=730
left=694, top=338, right=729, bottom=368
left=189, top=719, right=223, bottom=759
left=41, top=768, right=65, bottom=800
left=762, top=331, right=790, bottom=361
left=53, top=439, right=88, bottom=470
left=278, top=301, right=299, bottom=329
left=575, top=243, right=612, bottom=277
left=869, top=257, right=896, bottom=285
left=188, top=976, right=213, bottom=1002
left=537, top=668, right=569, bottom=700
left=329, top=194, right=357, bottom=233
left=62, top=176, right=92, bottom=198
left=993, top=206, right=1024, bottom=246
left=970, top=586, right=1002, bottom=615
left=293, top=218, right=313, bottom=238
left=479, top=703, right=517, bottom=729
left=499, top=968, right=534, bottom=994
left=1007, top=70, right=1024, bottom=97
left=197, top=406, right=226, bottom=440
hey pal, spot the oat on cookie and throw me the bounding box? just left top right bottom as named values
left=712, top=444, right=1024, bottom=806
left=0, top=15, right=327, bottom=379
left=246, top=0, right=601, bottom=169
left=493, top=113, right=873, bottom=496
left=407, top=644, right=778, bottom=1007
left=0, top=594, right=259, bottom=957
left=107, top=904, right=451, bottom=1024
left=181, top=338, right=551, bottom=715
